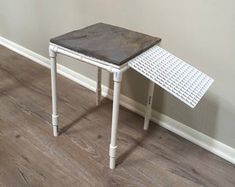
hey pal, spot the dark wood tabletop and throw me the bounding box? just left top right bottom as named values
left=50, top=23, right=161, bottom=66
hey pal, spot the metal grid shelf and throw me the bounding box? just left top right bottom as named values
left=129, top=45, right=214, bottom=108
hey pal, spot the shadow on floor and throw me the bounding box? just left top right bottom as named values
left=60, top=98, right=109, bottom=135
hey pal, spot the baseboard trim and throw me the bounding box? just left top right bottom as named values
left=1, top=36, right=234, bottom=165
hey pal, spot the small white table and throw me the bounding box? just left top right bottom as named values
left=49, top=23, right=213, bottom=169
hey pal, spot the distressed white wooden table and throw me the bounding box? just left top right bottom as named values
left=49, top=23, right=213, bottom=169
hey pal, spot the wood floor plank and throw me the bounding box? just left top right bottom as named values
left=0, top=45, right=234, bottom=187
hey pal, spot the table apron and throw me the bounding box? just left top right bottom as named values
left=49, top=44, right=130, bottom=74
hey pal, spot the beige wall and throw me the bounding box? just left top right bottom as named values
left=1, top=0, right=235, bottom=148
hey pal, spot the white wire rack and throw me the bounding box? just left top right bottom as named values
left=129, top=45, right=214, bottom=108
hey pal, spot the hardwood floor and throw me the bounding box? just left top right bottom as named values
left=0, top=45, right=234, bottom=187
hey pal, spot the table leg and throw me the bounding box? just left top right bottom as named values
left=109, top=71, right=122, bottom=169
left=144, top=80, right=155, bottom=130
left=49, top=49, right=59, bottom=137
left=96, top=67, right=102, bottom=106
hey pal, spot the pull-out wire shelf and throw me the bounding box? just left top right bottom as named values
left=129, top=45, right=214, bottom=108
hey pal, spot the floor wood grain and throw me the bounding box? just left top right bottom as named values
left=0, top=45, right=234, bottom=187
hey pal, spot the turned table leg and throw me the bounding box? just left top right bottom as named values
left=109, top=71, right=122, bottom=169
left=144, top=80, right=154, bottom=130
left=49, top=48, right=59, bottom=137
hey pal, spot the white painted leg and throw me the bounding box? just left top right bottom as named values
left=96, top=67, right=102, bottom=106
left=49, top=49, right=59, bottom=137
left=144, top=80, right=155, bottom=130
left=109, top=71, right=122, bottom=169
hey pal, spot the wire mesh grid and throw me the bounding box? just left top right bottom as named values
left=128, top=45, right=214, bottom=108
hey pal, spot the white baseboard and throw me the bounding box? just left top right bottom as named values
left=1, top=36, right=234, bottom=165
